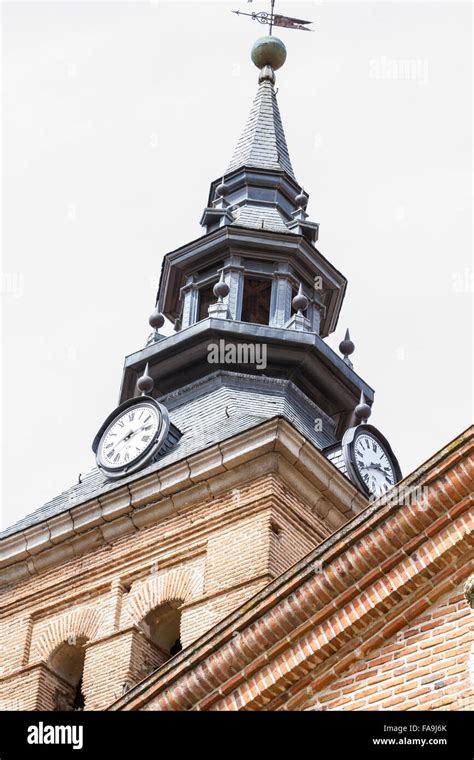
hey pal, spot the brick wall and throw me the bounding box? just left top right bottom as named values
left=82, top=629, right=166, bottom=710
left=304, top=587, right=473, bottom=711
left=0, top=467, right=326, bottom=710
left=0, top=663, right=74, bottom=711
left=104, top=428, right=473, bottom=712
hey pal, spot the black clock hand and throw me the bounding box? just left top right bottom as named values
left=121, top=422, right=154, bottom=452
left=113, top=427, right=134, bottom=448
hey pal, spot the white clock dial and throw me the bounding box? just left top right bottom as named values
left=98, top=404, right=160, bottom=470
left=353, top=431, right=396, bottom=497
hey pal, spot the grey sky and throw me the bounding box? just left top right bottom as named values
left=1, top=1, right=472, bottom=530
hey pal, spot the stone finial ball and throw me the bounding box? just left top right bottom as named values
left=295, top=191, right=308, bottom=210
left=149, top=309, right=164, bottom=330
left=355, top=402, right=372, bottom=422
left=292, top=291, right=309, bottom=312
left=215, top=180, right=229, bottom=199
left=251, top=37, right=287, bottom=71
left=339, top=336, right=355, bottom=356
left=213, top=278, right=230, bottom=299
left=137, top=373, right=154, bottom=394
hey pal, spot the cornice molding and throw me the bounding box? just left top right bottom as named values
left=0, top=418, right=365, bottom=587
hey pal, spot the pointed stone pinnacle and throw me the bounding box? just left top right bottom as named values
left=149, top=307, right=164, bottom=331
left=339, top=329, right=355, bottom=358
left=292, top=283, right=309, bottom=314
left=354, top=391, right=372, bottom=423
left=215, top=177, right=229, bottom=199
left=213, top=270, right=230, bottom=302
left=137, top=362, right=154, bottom=395
left=295, top=189, right=308, bottom=210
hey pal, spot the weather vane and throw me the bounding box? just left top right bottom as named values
left=233, top=0, right=314, bottom=34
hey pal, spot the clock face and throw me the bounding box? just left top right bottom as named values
left=352, top=429, right=396, bottom=497
left=97, top=402, right=161, bottom=473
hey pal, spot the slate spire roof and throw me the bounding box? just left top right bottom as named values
left=226, top=77, right=296, bottom=180
left=200, top=63, right=313, bottom=237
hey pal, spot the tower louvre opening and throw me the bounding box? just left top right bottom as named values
left=241, top=277, right=272, bottom=325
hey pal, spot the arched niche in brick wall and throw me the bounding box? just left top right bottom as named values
left=125, top=565, right=200, bottom=629
left=140, top=600, right=183, bottom=658
left=34, top=607, right=103, bottom=663
left=48, top=636, right=87, bottom=711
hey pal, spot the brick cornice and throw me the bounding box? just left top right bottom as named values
left=0, top=486, right=320, bottom=616
left=109, top=425, right=474, bottom=711
left=209, top=525, right=472, bottom=711
left=275, top=561, right=472, bottom=710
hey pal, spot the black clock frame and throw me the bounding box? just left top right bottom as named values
left=92, top=395, right=170, bottom=480
left=342, top=423, right=402, bottom=498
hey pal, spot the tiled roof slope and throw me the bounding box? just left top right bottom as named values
left=0, top=372, right=336, bottom=539
left=226, top=79, right=295, bottom=180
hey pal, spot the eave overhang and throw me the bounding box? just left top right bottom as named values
left=0, top=418, right=367, bottom=588
left=206, top=166, right=302, bottom=208
left=119, top=318, right=374, bottom=436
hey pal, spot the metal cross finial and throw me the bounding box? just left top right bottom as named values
left=269, top=0, right=275, bottom=35
left=232, top=0, right=314, bottom=33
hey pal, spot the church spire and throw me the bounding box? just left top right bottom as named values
left=226, top=38, right=295, bottom=180
left=118, top=21, right=372, bottom=446
left=200, top=36, right=315, bottom=238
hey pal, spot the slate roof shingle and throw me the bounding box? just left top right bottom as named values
left=226, top=79, right=295, bottom=180
left=230, top=204, right=293, bottom=234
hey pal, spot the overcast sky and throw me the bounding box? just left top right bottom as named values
left=1, top=1, right=472, bottom=531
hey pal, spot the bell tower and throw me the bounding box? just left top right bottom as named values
left=0, top=22, right=407, bottom=715
left=118, top=36, right=374, bottom=448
